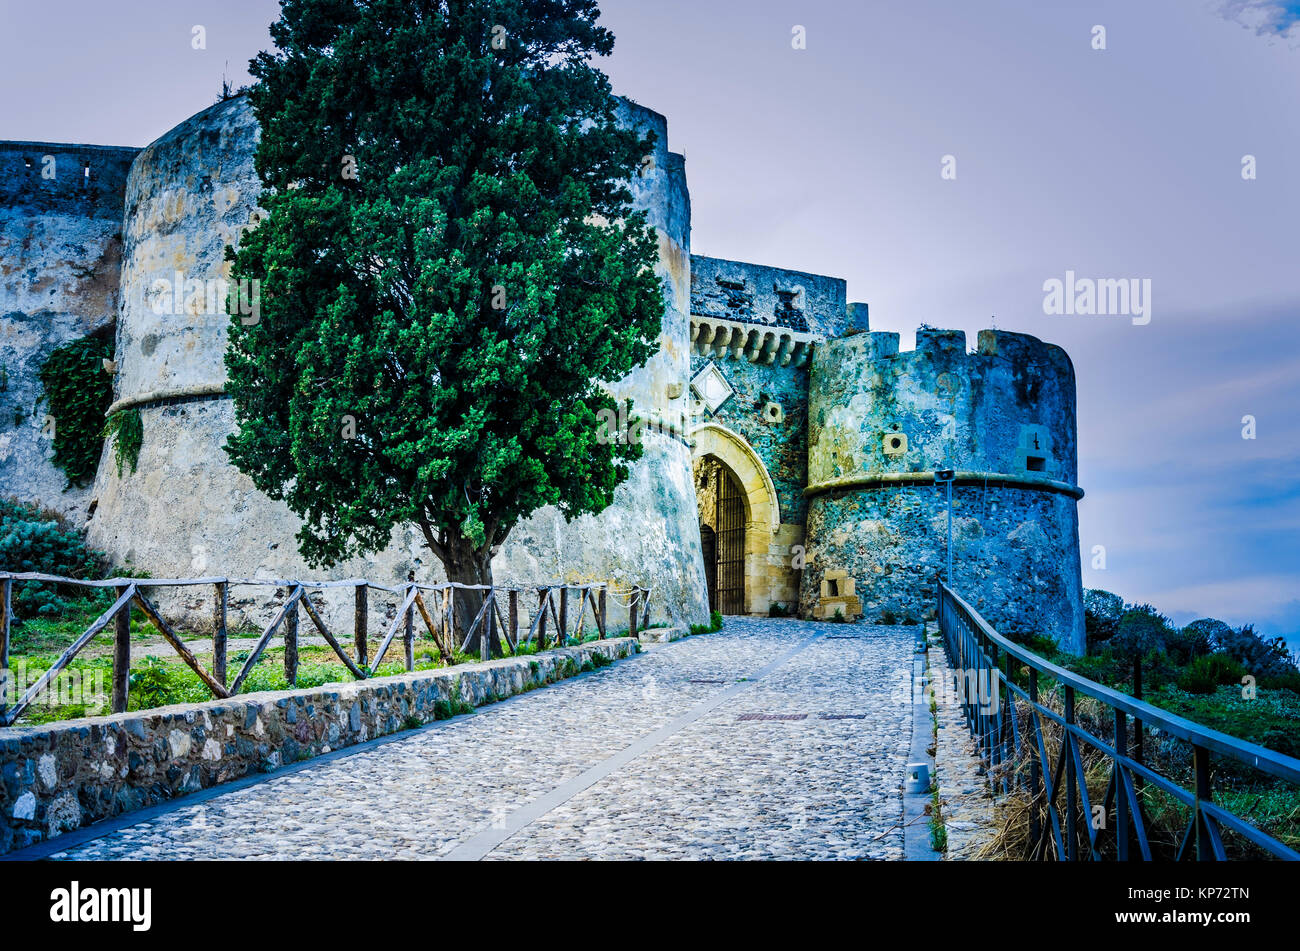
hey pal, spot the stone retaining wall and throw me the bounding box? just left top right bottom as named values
left=0, top=637, right=638, bottom=855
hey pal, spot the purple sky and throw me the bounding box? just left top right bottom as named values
left=3, top=0, right=1298, bottom=648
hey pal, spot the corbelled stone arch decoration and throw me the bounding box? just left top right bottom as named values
left=691, top=423, right=780, bottom=615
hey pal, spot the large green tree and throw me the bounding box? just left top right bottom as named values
left=224, top=0, right=663, bottom=645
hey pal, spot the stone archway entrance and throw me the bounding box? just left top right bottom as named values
left=691, top=423, right=781, bottom=615
left=696, top=459, right=747, bottom=614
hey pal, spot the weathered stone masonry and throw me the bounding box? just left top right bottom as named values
left=801, top=328, right=1085, bottom=651
left=0, top=637, right=637, bottom=856
left=1, top=96, right=709, bottom=633
left=0, top=141, right=139, bottom=522
left=2, top=90, right=1086, bottom=652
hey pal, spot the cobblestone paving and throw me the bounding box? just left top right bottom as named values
left=53, top=618, right=915, bottom=860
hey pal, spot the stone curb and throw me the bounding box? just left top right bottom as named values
left=0, top=637, right=638, bottom=856
left=637, top=626, right=686, bottom=644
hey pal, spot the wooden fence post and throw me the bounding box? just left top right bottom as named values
left=1, top=577, right=11, bottom=721
left=508, top=589, right=518, bottom=651
left=558, top=586, right=568, bottom=647
left=213, top=581, right=228, bottom=687
left=482, top=591, right=494, bottom=663
left=443, top=587, right=453, bottom=659
left=404, top=585, right=415, bottom=672
left=537, top=589, right=548, bottom=649
left=285, top=593, right=299, bottom=686
left=629, top=587, right=639, bottom=640
left=598, top=586, right=606, bottom=640
left=354, top=583, right=368, bottom=670
left=113, top=584, right=131, bottom=714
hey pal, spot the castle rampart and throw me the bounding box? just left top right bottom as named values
left=0, top=141, right=138, bottom=521
left=800, top=328, right=1085, bottom=651
left=3, top=95, right=708, bottom=631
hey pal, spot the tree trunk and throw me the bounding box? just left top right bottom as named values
left=439, top=532, right=501, bottom=658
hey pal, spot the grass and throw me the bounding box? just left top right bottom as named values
left=689, top=610, right=725, bottom=637
left=4, top=598, right=621, bottom=727
left=970, top=657, right=1300, bottom=860
left=925, top=650, right=948, bottom=854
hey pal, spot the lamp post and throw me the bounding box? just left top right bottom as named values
left=935, top=468, right=955, bottom=589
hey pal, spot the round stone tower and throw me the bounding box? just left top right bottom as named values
left=800, top=327, right=1085, bottom=652
left=86, top=95, right=708, bottom=630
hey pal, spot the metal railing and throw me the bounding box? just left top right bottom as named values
left=937, top=583, right=1300, bottom=860
left=0, top=572, right=653, bottom=727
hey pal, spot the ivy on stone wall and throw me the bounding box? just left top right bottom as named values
left=37, top=335, right=113, bottom=488
left=103, top=407, right=142, bottom=477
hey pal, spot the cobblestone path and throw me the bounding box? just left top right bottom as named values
left=53, top=618, right=915, bottom=860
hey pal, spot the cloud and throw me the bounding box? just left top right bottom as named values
left=1218, top=1, right=1300, bottom=37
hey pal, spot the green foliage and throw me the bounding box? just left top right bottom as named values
left=589, top=650, right=612, bottom=668
left=128, top=656, right=187, bottom=708
left=38, top=335, right=113, bottom=488
left=1083, top=588, right=1123, bottom=649
left=103, top=408, right=142, bottom=477
left=433, top=680, right=475, bottom=720
left=768, top=601, right=789, bottom=618
left=1215, top=623, right=1298, bottom=683
left=1177, top=653, right=1247, bottom=695
left=690, top=610, right=725, bottom=637
left=223, top=0, right=664, bottom=592
left=1110, top=604, right=1175, bottom=657
left=0, top=498, right=106, bottom=617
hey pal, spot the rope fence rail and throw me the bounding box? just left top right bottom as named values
left=0, top=572, right=654, bottom=727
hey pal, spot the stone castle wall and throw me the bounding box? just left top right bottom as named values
left=0, top=141, right=139, bottom=522
left=800, top=328, right=1085, bottom=651
left=0, top=94, right=707, bottom=631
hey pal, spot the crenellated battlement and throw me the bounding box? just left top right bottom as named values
left=807, top=325, right=1078, bottom=487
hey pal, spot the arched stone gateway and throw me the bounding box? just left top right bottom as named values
left=691, top=423, right=794, bottom=615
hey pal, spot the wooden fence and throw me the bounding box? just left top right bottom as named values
left=0, top=573, right=653, bottom=726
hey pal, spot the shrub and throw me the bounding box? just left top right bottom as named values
left=1110, top=604, right=1174, bottom=657
left=103, top=407, right=143, bottom=477
left=1215, top=624, right=1298, bottom=683
left=1083, top=589, right=1124, bottom=649
left=38, top=334, right=113, bottom=488
left=768, top=602, right=789, bottom=618
left=0, top=498, right=106, bottom=617
left=1177, top=654, right=1247, bottom=695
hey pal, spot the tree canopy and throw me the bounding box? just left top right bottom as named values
left=224, top=0, right=664, bottom=617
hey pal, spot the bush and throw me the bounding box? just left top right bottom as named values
left=1084, top=589, right=1123, bottom=649
left=768, top=602, right=789, bottom=618
left=0, top=498, right=106, bottom=617
left=38, top=334, right=113, bottom=488
left=103, top=407, right=143, bottom=477
left=1215, top=624, right=1298, bottom=683
left=1177, top=654, right=1247, bottom=695
left=1110, top=604, right=1174, bottom=657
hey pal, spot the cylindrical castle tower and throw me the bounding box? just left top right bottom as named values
left=85, top=95, right=708, bottom=630
left=800, top=327, right=1085, bottom=652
